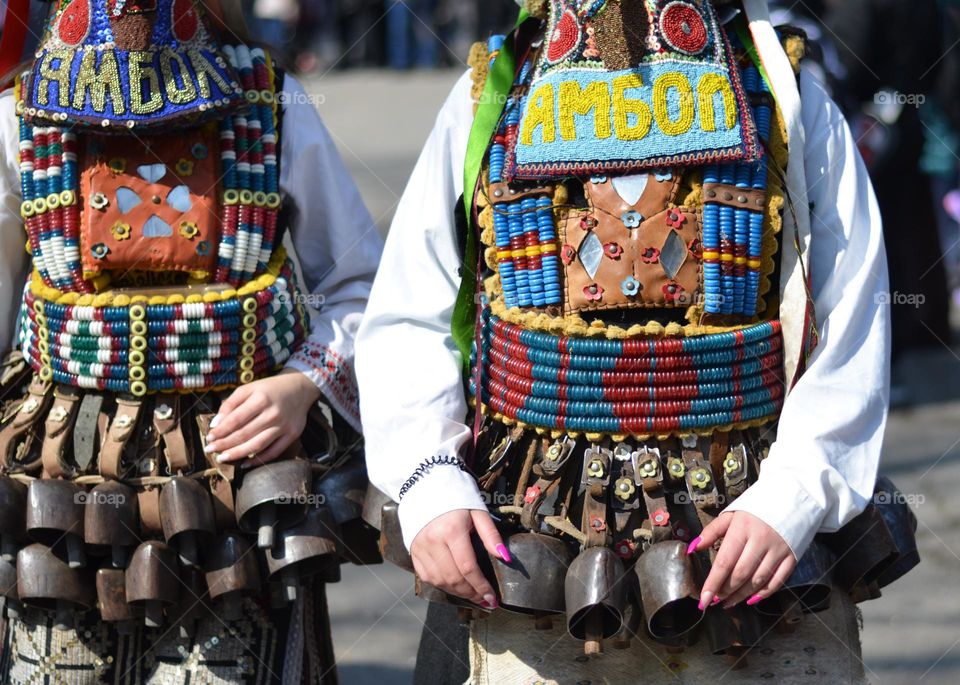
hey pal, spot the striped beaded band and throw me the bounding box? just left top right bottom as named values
left=18, top=251, right=309, bottom=396
left=471, top=311, right=784, bottom=435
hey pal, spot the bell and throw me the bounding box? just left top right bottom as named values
left=159, top=477, right=216, bottom=567
left=757, top=539, right=834, bottom=618
left=204, top=531, right=261, bottom=621
left=0, top=475, right=27, bottom=562
left=564, top=546, right=628, bottom=654
left=236, top=459, right=312, bottom=549
left=25, top=479, right=86, bottom=568
left=704, top=604, right=764, bottom=655
left=633, top=540, right=703, bottom=640
left=362, top=486, right=392, bottom=530
left=316, top=456, right=367, bottom=525
left=823, top=503, right=898, bottom=592
left=874, top=477, right=920, bottom=588
left=126, top=540, right=180, bottom=628
left=264, top=504, right=340, bottom=602
left=378, top=500, right=413, bottom=572
left=17, top=542, right=94, bottom=628
left=0, top=555, right=22, bottom=619
left=84, top=480, right=140, bottom=568
left=172, top=566, right=209, bottom=638
left=491, top=532, right=573, bottom=615
left=96, top=567, right=139, bottom=633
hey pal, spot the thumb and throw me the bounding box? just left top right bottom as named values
left=688, top=512, right=733, bottom=555
left=470, top=510, right=510, bottom=562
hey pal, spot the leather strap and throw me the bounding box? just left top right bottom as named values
left=520, top=437, right=574, bottom=530
left=99, top=396, right=143, bottom=480
left=41, top=385, right=83, bottom=478
left=73, top=393, right=105, bottom=472
left=138, top=486, right=163, bottom=534
left=0, top=351, right=30, bottom=403
left=637, top=446, right=672, bottom=544
left=581, top=446, right=612, bottom=548
left=197, top=412, right=237, bottom=528
left=153, top=395, right=192, bottom=474
left=0, top=379, right=52, bottom=471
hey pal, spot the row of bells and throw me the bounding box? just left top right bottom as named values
left=0, top=457, right=377, bottom=632
left=372, top=476, right=920, bottom=656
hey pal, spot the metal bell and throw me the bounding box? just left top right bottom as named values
left=704, top=604, right=764, bottom=656
left=0, top=475, right=27, bottom=562
left=236, top=459, right=312, bottom=549
left=159, top=477, right=216, bottom=567
left=564, top=546, right=628, bottom=653
left=204, top=531, right=261, bottom=620
left=0, top=555, right=21, bottom=619
left=823, top=503, right=898, bottom=592
left=96, top=567, right=139, bottom=632
left=378, top=500, right=413, bottom=572
left=874, top=477, right=920, bottom=588
left=126, top=540, right=180, bottom=628
left=757, top=539, right=834, bottom=618
left=633, top=540, right=703, bottom=640
left=17, top=542, right=94, bottom=628
left=84, top=480, right=140, bottom=568
left=26, top=479, right=86, bottom=568
left=264, top=504, right=340, bottom=602
left=362, top=486, right=392, bottom=530
left=172, top=566, right=209, bottom=638
left=316, top=456, right=367, bottom=525
left=491, top=532, right=573, bottom=615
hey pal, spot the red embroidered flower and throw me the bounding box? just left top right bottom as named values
left=687, top=237, right=703, bottom=260
left=604, top=242, right=623, bottom=259
left=651, top=509, right=671, bottom=526
left=641, top=247, right=661, bottom=263
left=583, top=284, right=604, bottom=301
left=615, top=540, right=635, bottom=559
left=561, top=244, right=577, bottom=265
left=524, top=485, right=541, bottom=504
left=590, top=516, right=607, bottom=532
left=580, top=216, right=598, bottom=231
left=666, top=209, right=686, bottom=229
left=662, top=281, right=685, bottom=303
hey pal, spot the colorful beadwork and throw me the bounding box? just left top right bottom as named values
left=19, top=249, right=308, bottom=395
left=471, top=310, right=784, bottom=435
left=702, top=59, right=771, bottom=316
left=488, top=47, right=562, bottom=310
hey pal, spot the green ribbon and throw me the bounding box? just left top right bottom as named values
left=733, top=17, right=774, bottom=98
left=451, top=10, right=531, bottom=370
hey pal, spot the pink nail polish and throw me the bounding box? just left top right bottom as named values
left=481, top=594, right=498, bottom=609
left=711, top=596, right=721, bottom=605
left=698, top=599, right=706, bottom=611
left=496, top=543, right=512, bottom=563
left=747, top=594, right=762, bottom=606
left=686, top=536, right=702, bottom=555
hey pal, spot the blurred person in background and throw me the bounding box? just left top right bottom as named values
left=250, top=0, right=299, bottom=60
left=823, top=0, right=952, bottom=366
left=386, top=0, right=440, bottom=68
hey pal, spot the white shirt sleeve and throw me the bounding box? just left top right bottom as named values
left=0, top=89, right=30, bottom=353
left=356, top=71, right=487, bottom=550
left=357, top=67, right=890, bottom=558
left=279, top=75, right=384, bottom=432
left=723, top=67, right=890, bottom=559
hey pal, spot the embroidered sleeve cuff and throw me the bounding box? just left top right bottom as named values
left=285, top=342, right=361, bottom=432
left=397, top=457, right=487, bottom=551
left=722, top=471, right=826, bottom=560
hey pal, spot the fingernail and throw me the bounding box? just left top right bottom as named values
left=723, top=602, right=737, bottom=610
left=747, top=594, right=762, bottom=606
left=204, top=443, right=217, bottom=454
left=686, top=536, right=702, bottom=555
left=216, top=453, right=229, bottom=463
left=698, top=592, right=713, bottom=611
left=481, top=594, right=498, bottom=609
left=210, top=414, right=221, bottom=429
left=711, top=596, right=721, bottom=605
left=495, top=544, right=512, bottom=563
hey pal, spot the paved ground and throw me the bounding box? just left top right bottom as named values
left=304, top=69, right=960, bottom=685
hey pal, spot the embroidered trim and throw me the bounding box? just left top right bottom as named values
left=289, top=342, right=361, bottom=427
left=398, top=455, right=469, bottom=500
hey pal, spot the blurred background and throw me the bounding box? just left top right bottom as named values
left=5, top=0, right=960, bottom=683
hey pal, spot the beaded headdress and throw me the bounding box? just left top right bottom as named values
left=23, top=0, right=244, bottom=132
left=509, top=0, right=760, bottom=180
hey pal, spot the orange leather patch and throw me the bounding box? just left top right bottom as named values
left=80, top=125, right=221, bottom=279
left=560, top=174, right=701, bottom=313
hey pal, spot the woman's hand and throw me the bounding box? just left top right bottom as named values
left=205, top=369, right=322, bottom=465
left=410, top=509, right=510, bottom=609
left=687, top=511, right=796, bottom=610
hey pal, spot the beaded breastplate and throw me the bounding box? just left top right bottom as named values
left=471, top=2, right=791, bottom=441
left=15, top=41, right=308, bottom=397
